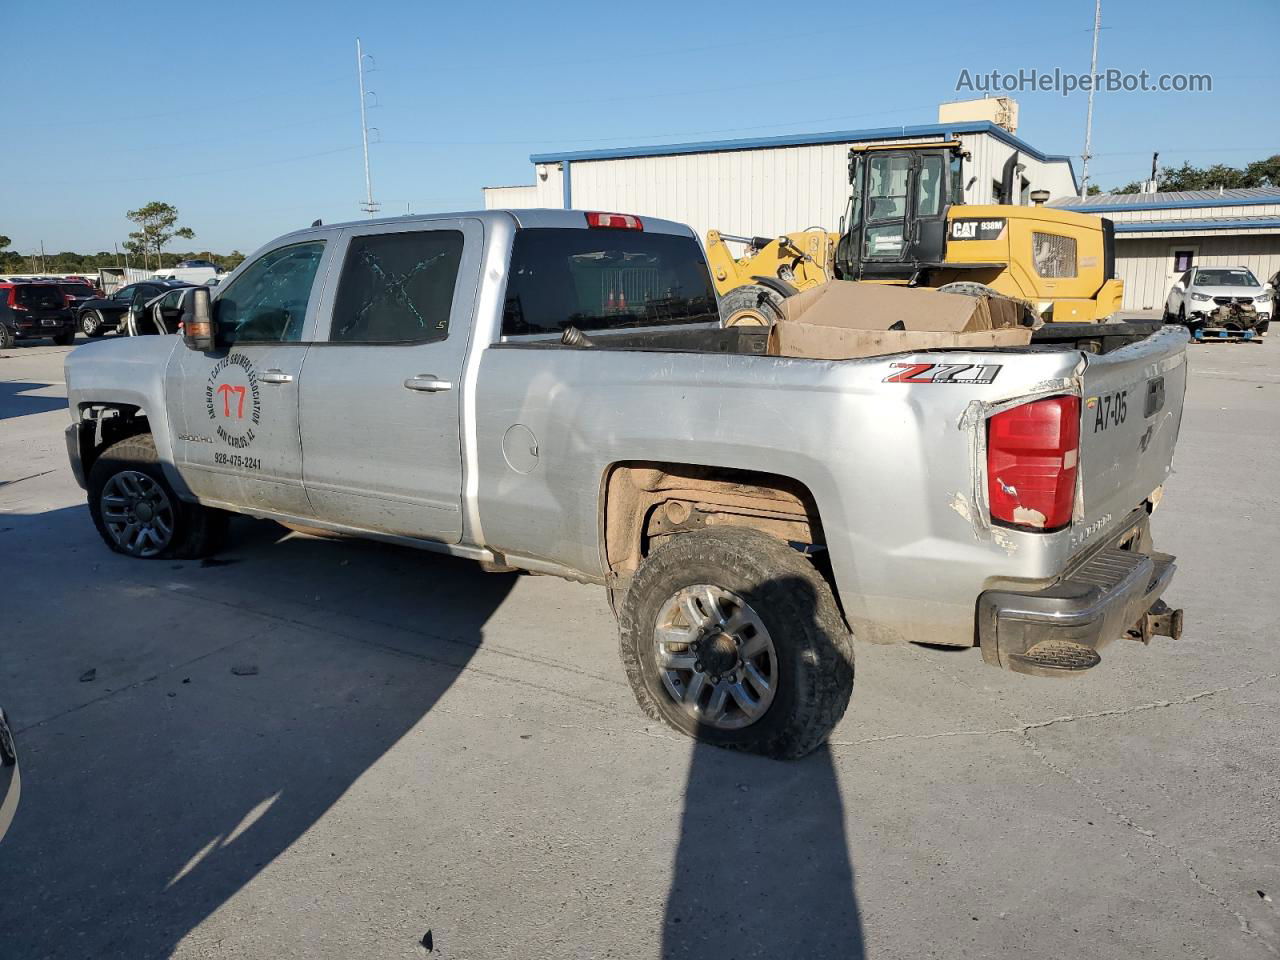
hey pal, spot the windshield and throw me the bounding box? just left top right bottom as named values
left=1194, top=268, right=1258, bottom=287
left=15, top=285, right=65, bottom=309
left=501, top=227, right=717, bottom=336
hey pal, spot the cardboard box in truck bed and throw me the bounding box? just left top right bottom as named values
left=766, top=282, right=1032, bottom=360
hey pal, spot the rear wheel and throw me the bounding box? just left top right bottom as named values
left=88, top=434, right=228, bottom=559
left=0, top=324, right=13, bottom=350
left=52, top=330, right=75, bottom=346
left=719, top=283, right=786, bottom=327
left=618, top=527, right=853, bottom=759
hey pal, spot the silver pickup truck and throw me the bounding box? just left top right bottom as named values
left=64, top=209, right=1188, bottom=759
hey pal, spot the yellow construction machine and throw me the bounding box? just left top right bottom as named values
left=709, top=140, right=1124, bottom=326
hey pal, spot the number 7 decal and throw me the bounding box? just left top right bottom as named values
left=216, top=383, right=247, bottom=418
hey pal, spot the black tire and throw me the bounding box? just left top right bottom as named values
left=81, top=311, right=104, bottom=337
left=937, top=281, right=1038, bottom=325
left=618, top=527, right=854, bottom=760
left=719, top=283, right=785, bottom=326
left=937, top=280, right=1002, bottom=299
left=52, top=330, right=75, bottom=346
left=87, top=434, right=228, bottom=559
left=1257, top=319, right=1270, bottom=336
left=0, top=324, right=13, bottom=350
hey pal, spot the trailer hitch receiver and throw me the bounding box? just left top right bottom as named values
left=1128, top=599, right=1184, bottom=645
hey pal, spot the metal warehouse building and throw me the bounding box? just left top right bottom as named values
left=483, top=117, right=1079, bottom=246
left=1050, top=187, right=1280, bottom=311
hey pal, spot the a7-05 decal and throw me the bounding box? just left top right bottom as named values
left=883, top=362, right=1002, bottom=384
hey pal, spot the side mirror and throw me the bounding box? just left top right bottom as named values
left=182, top=287, right=216, bottom=351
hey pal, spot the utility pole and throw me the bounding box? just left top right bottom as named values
left=39, top=240, right=46, bottom=274
left=356, top=38, right=380, bottom=218
left=1079, top=0, right=1102, bottom=197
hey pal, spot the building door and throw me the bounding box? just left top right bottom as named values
left=1167, top=245, right=1198, bottom=294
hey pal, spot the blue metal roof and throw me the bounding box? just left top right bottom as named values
left=1052, top=186, right=1280, bottom=213
left=529, top=120, right=1074, bottom=168
left=1114, top=216, right=1280, bottom=234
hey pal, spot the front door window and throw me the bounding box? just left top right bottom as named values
left=215, top=241, right=326, bottom=344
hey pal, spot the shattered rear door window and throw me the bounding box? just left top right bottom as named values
left=330, top=230, right=464, bottom=343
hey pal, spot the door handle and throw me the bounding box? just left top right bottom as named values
left=259, top=369, right=294, bottom=385
left=403, top=375, right=452, bottom=393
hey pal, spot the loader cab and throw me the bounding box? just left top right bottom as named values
left=836, top=143, right=963, bottom=282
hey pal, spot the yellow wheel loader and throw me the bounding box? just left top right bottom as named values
left=709, top=140, right=1125, bottom=327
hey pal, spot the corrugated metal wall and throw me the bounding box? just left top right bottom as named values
left=1115, top=235, right=1280, bottom=310
left=567, top=133, right=1076, bottom=243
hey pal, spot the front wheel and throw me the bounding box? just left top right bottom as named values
left=81, top=311, right=104, bottom=337
left=618, top=527, right=854, bottom=760
left=88, top=434, right=228, bottom=559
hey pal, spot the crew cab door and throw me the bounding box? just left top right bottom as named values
left=169, top=239, right=332, bottom=516
left=297, top=218, right=481, bottom=543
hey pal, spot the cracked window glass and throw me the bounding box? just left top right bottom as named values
left=330, top=230, right=463, bottom=343
left=216, top=241, right=325, bottom=344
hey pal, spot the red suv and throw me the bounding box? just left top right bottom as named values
left=0, top=282, right=77, bottom=348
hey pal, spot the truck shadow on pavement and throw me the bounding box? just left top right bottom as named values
left=0, top=381, right=68, bottom=421
left=0, top=508, right=517, bottom=959
left=1, top=506, right=864, bottom=958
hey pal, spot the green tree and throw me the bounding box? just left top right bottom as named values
left=1107, top=154, right=1280, bottom=194
left=125, top=202, right=195, bottom=270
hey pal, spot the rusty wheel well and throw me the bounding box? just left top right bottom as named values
left=602, top=461, right=827, bottom=579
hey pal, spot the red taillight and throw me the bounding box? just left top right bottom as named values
left=585, top=211, right=643, bottom=230
left=986, top=395, right=1080, bottom=532
left=7, top=289, right=25, bottom=311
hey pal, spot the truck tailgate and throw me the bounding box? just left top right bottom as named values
left=1077, top=326, right=1188, bottom=531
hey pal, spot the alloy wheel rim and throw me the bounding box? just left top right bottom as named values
left=100, top=470, right=174, bottom=557
left=652, top=584, right=777, bottom=730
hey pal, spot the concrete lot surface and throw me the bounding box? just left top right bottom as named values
left=1, top=333, right=1276, bottom=959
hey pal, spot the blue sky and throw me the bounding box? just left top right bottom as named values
left=2, top=0, right=1275, bottom=255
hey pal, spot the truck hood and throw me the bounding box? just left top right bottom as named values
left=64, top=335, right=180, bottom=418
left=1189, top=284, right=1264, bottom=299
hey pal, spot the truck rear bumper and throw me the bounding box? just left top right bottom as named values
left=977, top=516, right=1180, bottom=677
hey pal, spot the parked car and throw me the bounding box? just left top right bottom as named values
left=76, top=280, right=184, bottom=338
left=154, top=261, right=224, bottom=286
left=58, top=280, right=98, bottom=315
left=0, top=706, right=18, bottom=842
left=126, top=285, right=199, bottom=336
left=0, top=281, right=76, bottom=347
left=64, top=209, right=1189, bottom=759
left=1165, top=265, right=1272, bottom=336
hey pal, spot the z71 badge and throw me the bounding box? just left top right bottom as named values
left=883, top=362, right=1002, bottom=384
